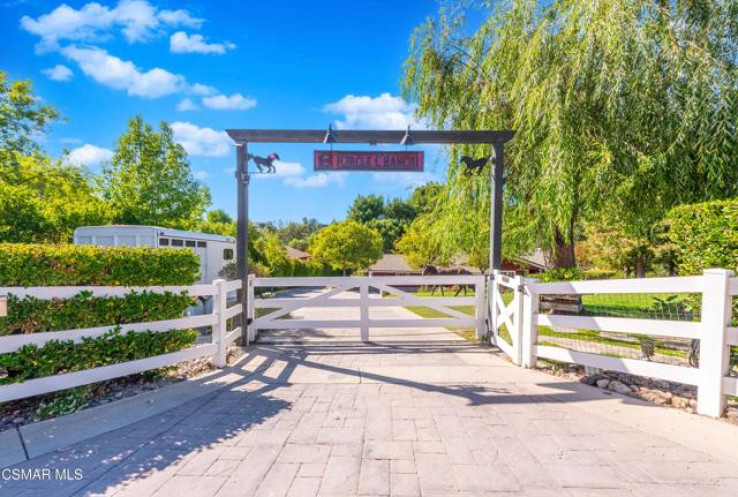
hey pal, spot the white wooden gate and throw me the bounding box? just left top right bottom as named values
left=248, top=275, right=486, bottom=342
left=489, top=271, right=524, bottom=363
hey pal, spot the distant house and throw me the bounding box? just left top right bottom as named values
left=368, top=254, right=421, bottom=277
left=286, top=247, right=311, bottom=261
left=502, top=248, right=546, bottom=274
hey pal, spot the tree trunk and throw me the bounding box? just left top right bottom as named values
left=635, top=254, right=646, bottom=278
left=342, top=263, right=346, bottom=277
left=550, top=227, right=576, bottom=268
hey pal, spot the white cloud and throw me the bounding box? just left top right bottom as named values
left=170, top=121, right=232, bottom=157
left=170, top=31, right=235, bottom=55
left=202, top=93, right=257, bottom=111
left=42, top=64, right=73, bottom=81
left=176, top=97, right=198, bottom=111
left=20, top=0, right=203, bottom=51
left=189, top=83, right=217, bottom=95
left=193, top=170, right=209, bottom=180
left=284, top=173, right=346, bottom=188
left=65, top=144, right=113, bottom=167
left=60, top=45, right=185, bottom=98
left=157, top=8, right=203, bottom=28
left=323, top=93, right=422, bottom=129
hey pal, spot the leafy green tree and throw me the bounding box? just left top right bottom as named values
left=273, top=218, right=323, bottom=250
left=384, top=198, right=416, bottom=223
left=347, top=195, right=385, bottom=224
left=257, top=232, right=291, bottom=276
left=368, top=218, right=408, bottom=253
left=101, top=115, right=210, bottom=228
left=309, top=221, right=383, bottom=276
left=408, top=182, right=443, bottom=215
left=404, top=0, right=738, bottom=268
left=206, top=209, right=233, bottom=224
left=0, top=71, right=60, bottom=174
left=394, top=216, right=446, bottom=270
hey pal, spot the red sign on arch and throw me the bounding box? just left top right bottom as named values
left=314, top=151, right=424, bottom=172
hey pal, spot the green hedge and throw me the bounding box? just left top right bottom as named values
left=662, top=199, right=738, bottom=275
left=0, top=328, right=198, bottom=385
left=0, top=290, right=193, bottom=336
left=0, top=243, right=200, bottom=286
left=0, top=244, right=202, bottom=400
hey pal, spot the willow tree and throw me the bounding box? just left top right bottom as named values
left=404, top=0, right=738, bottom=269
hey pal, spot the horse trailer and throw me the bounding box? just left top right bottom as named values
left=73, top=225, right=236, bottom=284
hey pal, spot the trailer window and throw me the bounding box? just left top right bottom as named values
left=185, top=240, right=196, bottom=247
left=197, top=241, right=207, bottom=248
left=159, top=238, right=170, bottom=246
left=223, top=249, right=234, bottom=260
left=171, top=239, right=184, bottom=247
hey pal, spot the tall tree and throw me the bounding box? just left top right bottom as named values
left=309, top=221, right=383, bottom=276
left=395, top=216, right=446, bottom=270
left=0, top=72, right=108, bottom=243
left=101, top=115, right=210, bottom=228
left=347, top=194, right=385, bottom=224
left=404, top=0, right=738, bottom=268
left=0, top=71, right=60, bottom=175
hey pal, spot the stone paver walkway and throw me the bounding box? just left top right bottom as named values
left=1, top=340, right=738, bottom=496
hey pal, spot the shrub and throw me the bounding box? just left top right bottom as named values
left=582, top=269, right=618, bottom=280
left=538, top=267, right=585, bottom=282
left=0, top=327, right=198, bottom=385
left=0, top=243, right=200, bottom=286
left=662, top=199, right=738, bottom=275
left=0, top=291, right=193, bottom=336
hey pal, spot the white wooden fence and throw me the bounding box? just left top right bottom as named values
left=0, top=279, right=244, bottom=403
left=250, top=275, right=486, bottom=341
left=490, top=269, right=737, bottom=418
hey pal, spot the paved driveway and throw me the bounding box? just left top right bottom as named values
left=2, top=339, right=738, bottom=497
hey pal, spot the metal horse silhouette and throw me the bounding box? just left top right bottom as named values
left=422, top=265, right=473, bottom=296
left=248, top=153, right=280, bottom=173
left=461, top=156, right=489, bottom=175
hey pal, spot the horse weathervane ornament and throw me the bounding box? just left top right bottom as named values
left=461, top=155, right=489, bottom=175
left=247, top=153, right=280, bottom=173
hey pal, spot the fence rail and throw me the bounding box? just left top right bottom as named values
left=490, top=268, right=736, bottom=418
left=0, top=278, right=244, bottom=403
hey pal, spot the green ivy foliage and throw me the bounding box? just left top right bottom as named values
left=662, top=199, right=738, bottom=275
left=0, top=243, right=200, bottom=286
left=0, top=291, right=193, bottom=336
left=0, top=327, right=198, bottom=385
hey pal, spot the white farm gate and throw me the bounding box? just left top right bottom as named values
left=247, top=275, right=486, bottom=343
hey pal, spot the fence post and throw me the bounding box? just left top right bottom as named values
left=489, top=270, right=502, bottom=345
left=247, top=275, right=255, bottom=345
left=360, top=282, right=370, bottom=342
left=520, top=277, right=539, bottom=368
left=697, top=268, right=733, bottom=417
left=474, top=277, right=486, bottom=340
left=213, top=278, right=228, bottom=368
left=511, top=274, right=525, bottom=366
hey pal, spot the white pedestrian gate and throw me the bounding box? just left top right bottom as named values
left=247, top=275, right=486, bottom=342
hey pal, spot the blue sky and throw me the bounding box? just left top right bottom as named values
left=1, top=0, right=448, bottom=223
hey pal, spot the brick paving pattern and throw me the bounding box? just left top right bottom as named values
left=1, top=342, right=737, bottom=496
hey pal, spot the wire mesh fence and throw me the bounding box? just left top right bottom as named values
left=536, top=292, right=699, bottom=367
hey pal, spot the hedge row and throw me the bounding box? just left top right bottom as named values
left=0, top=328, right=198, bottom=384
left=663, top=199, right=738, bottom=275
left=0, top=290, right=193, bottom=336
left=0, top=243, right=200, bottom=286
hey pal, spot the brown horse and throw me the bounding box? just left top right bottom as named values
left=422, top=265, right=473, bottom=296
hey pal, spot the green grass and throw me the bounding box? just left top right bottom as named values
left=538, top=326, right=687, bottom=358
